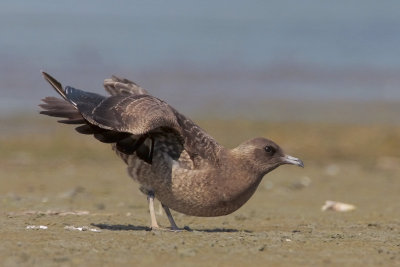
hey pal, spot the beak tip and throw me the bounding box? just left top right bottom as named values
left=298, top=160, right=305, bottom=168
left=284, top=155, right=304, bottom=168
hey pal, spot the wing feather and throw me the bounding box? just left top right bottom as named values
left=72, top=92, right=181, bottom=136
left=103, top=76, right=148, bottom=96
left=41, top=72, right=222, bottom=167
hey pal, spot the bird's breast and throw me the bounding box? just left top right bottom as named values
left=152, top=164, right=262, bottom=217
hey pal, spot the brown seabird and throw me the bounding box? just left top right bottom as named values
left=39, top=72, right=304, bottom=230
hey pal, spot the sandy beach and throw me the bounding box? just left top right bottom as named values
left=1, top=115, right=399, bottom=266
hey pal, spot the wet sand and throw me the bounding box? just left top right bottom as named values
left=1, top=117, right=399, bottom=266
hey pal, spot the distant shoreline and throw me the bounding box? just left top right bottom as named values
left=2, top=99, right=399, bottom=125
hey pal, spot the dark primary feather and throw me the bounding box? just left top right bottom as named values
left=59, top=118, right=86, bottom=125
left=42, top=72, right=67, bottom=100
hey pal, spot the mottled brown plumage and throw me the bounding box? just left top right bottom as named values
left=40, top=72, right=304, bottom=230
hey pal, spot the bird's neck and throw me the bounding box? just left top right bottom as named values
left=215, top=149, right=264, bottom=205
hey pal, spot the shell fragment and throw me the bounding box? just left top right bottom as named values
left=322, top=200, right=356, bottom=212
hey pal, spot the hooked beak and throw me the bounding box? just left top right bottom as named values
left=283, top=155, right=304, bottom=168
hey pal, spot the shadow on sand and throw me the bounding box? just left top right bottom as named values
left=91, top=223, right=151, bottom=231
left=91, top=223, right=251, bottom=233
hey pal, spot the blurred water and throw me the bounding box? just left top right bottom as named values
left=1, top=0, right=400, bottom=118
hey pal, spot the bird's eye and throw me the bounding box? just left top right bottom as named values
left=265, top=145, right=275, bottom=154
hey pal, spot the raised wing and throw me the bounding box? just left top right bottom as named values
left=40, top=72, right=221, bottom=167
left=70, top=86, right=222, bottom=165
left=69, top=90, right=181, bottom=136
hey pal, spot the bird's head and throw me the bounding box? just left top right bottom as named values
left=232, top=137, right=304, bottom=176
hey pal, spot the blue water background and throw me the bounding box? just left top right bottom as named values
left=1, top=0, right=400, bottom=119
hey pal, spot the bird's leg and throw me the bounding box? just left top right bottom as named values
left=162, top=204, right=179, bottom=230
left=147, top=191, right=159, bottom=229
